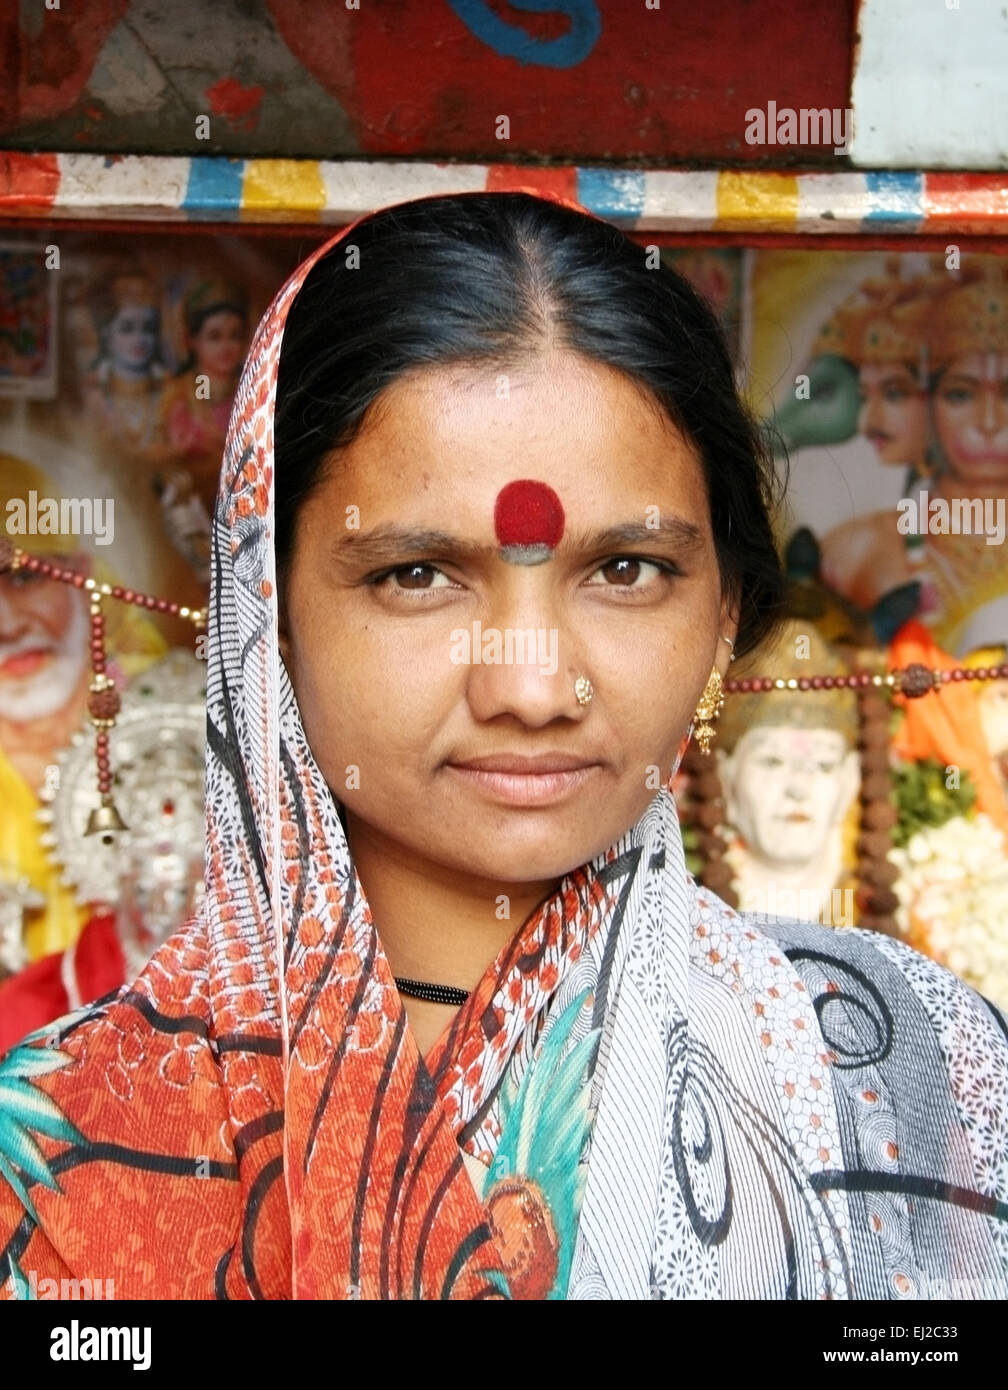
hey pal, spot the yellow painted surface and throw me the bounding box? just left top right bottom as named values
left=717, top=172, right=799, bottom=226
left=242, top=160, right=326, bottom=216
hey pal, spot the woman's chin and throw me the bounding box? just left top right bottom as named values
left=435, top=823, right=632, bottom=887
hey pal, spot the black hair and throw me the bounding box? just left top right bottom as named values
left=274, top=192, right=786, bottom=657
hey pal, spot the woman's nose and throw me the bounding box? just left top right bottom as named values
left=460, top=590, right=586, bottom=728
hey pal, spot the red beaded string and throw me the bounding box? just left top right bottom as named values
left=87, top=592, right=121, bottom=804
left=725, top=662, right=1008, bottom=695
left=0, top=543, right=206, bottom=627
left=0, top=539, right=207, bottom=841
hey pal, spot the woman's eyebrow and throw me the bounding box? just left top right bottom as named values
left=329, top=516, right=706, bottom=566
left=568, top=518, right=707, bottom=554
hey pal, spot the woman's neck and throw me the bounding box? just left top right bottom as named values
left=343, top=810, right=559, bottom=993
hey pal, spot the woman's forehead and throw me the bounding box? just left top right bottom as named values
left=308, top=351, right=705, bottom=508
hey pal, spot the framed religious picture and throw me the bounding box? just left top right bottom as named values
left=0, top=243, right=58, bottom=400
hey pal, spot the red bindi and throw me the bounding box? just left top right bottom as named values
left=493, top=479, right=565, bottom=565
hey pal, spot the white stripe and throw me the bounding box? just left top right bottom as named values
left=56, top=154, right=190, bottom=219
left=795, top=172, right=870, bottom=230
left=639, top=171, right=719, bottom=231
left=316, top=160, right=488, bottom=223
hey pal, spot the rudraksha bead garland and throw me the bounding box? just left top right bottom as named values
left=723, top=662, right=1008, bottom=695
left=0, top=538, right=206, bottom=840
left=854, top=684, right=902, bottom=936
left=680, top=739, right=739, bottom=909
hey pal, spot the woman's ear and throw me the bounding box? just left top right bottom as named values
left=718, top=594, right=741, bottom=676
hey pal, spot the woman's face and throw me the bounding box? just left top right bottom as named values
left=933, top=352, right=1008, bottom=485
left=191, top=309, right=246, bottom=379
left=857, top=362, right=929, bottom=466
left=279, top=348, right=736, bottom=889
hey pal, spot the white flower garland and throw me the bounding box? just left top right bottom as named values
left=889, top=813, right=1008, bottom=1011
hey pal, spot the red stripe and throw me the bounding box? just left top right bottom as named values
left=924, top=174, right=1008, bottom=232
left=485, top=164, right=579, bottom=205
left=0, top=152, right=60, bottom=213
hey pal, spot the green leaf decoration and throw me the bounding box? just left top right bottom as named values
left=0, top=1041, right=83, bottom=1223
left=891, top=758, right=977, bottom=848
left=474, top=1267, right=513, bottom=1299
left=488, top=989, right=600, bottom=1299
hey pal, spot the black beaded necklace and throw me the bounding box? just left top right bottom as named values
left=394, top=977, right=470, bottom=1007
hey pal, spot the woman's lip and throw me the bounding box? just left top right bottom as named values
left=446, top=764, right=600, bottom=806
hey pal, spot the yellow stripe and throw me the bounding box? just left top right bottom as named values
left=717, top=172, right=799, bottom=227
left=242, top=160, right=326, bottom=217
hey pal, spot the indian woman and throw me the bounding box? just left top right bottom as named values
left=1, top=192, right=1006, bottom=1300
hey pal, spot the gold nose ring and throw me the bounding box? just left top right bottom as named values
left=574, top=676, right=594, bottom=706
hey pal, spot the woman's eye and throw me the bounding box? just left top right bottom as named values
left=374, top=563, right=454, bottom=593
left=585, top=556, right=670, bottom=589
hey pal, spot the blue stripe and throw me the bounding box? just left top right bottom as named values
left=864, top=171, right=923, bottom=225
left=183, top=158, right=246, bottom=218
left=576, top=169, right=646, bottom=225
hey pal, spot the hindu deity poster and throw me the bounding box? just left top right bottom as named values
left=749, top=250, right=1007, bottom=658
left=0, top=230, right=306, bottom=979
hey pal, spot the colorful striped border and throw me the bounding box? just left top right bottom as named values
left=1, top=155, right=1006, bottom=233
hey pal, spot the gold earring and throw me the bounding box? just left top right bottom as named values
left=693, top=666, right=724, bottom=754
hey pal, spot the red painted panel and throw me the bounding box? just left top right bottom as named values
left=5, top=0, right=856, bottom=164
left=269, top=0, right=855, bottom=161
left=11, top=0, right=129, bottom=128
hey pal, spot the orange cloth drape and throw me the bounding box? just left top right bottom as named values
left=889, top=620, right=1008, bottom=840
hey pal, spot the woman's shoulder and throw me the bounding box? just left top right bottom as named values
left=693, top=889, right=1008, bottom=1158
left=693, top=881, right=1006, bottom=1036
left=757, top=912, right=1007, bottom=1040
